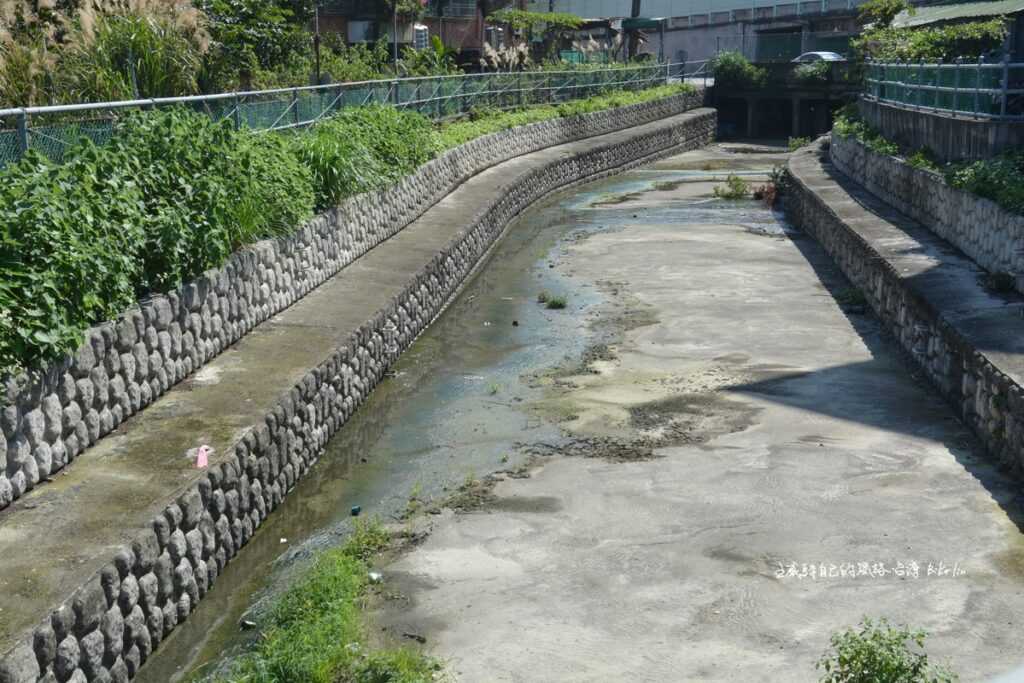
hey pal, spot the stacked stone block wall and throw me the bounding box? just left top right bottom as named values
left=0, top=88, right=706, bottom=512
left=830, top=133, right=1024, bottom=295
left=0, top=105, right=716, bottom=682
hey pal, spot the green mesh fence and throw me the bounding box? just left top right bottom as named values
left=866, top=61, right=1021, bottom=117
left=0, top=65, right=669, bottom=170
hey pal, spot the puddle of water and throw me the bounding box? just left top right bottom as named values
left=140, top=162, right=786, bottom=682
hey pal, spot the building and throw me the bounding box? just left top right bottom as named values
left=319, top=0, right=524, bottom=63
left=527, top=0, right=867, bottom=63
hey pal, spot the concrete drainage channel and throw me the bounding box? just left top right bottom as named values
left=145, top=147, right=795, bottom=681
left=0, top=106, right=714, bottom=682
left=136, top=142, right=1024, bottom=681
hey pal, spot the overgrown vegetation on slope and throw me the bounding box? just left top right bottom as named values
left=215, top=518, right=441, bottom=683
left=832, top=105, right=1024, bottom=217
left=0, top=82, right=695, bottom=374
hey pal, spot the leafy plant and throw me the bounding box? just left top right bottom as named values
left=946, top=152, right=1024, bottom=215
left=291, top=104, right=435, bottom=211
left=833, top=107, right=900, bottom=156
left=713, top=174, right=751, bottom=200
left=0, top=108, right=313, bottom=372
left=858, top=0, right=910, bottom=28
left=545, top=296, right=567, bottom=310
left=817, top=617, right=957, bottom=683
left=711, top=51, right=767, bottom=89
left=853, top=18, right=1007, bottom=61
left=793, top=60, right=830, bottom=84
left=788, top=136, right=812, bottom=151
left=905, top=148, right=940, bottom=171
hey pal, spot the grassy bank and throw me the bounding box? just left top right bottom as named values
left=0, top=82, right=694, bottom=375
left=213, top=519, right=439, bottom=683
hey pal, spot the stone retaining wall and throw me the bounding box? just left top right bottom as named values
left=0, top=105, right=716, bottom=682
left=787, top=140, right=1024, bottom=491
left=0, top=88, right=706, bottom=512
left=859, top=97, right=1024, bottom=163
left=830, top=132, right=1024, bottom=295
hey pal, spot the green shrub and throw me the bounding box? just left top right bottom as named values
left=545, top=295, right=567, bottom=310
left=905, top=148, right=940, bottom=172
left=793, top=60, right=830, bottom=84
left=711, top=51, right=767, bottom=89
left=832, top=108, right=899, bottom=156
left=291, top=105, right=435, bottom=210
left=818, top=617, right=957, bottom=683
left=946, top=153, right=1024, bottom=215
left=0, top=108, right=313, bottom=371
left=713, top=174, right=751, bottom=200
left=853, top=18, right=1007, bottom=62
left=788, top=136, right=812, bottom=151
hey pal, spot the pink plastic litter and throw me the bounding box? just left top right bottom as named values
left=195, top=445, right=211, bottom=469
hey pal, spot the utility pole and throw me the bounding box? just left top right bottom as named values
left=393, top=3, right=399, bottom=71
left=628, top=0, right=641, bottom=61
left=313, top=2, right=321, bottom=84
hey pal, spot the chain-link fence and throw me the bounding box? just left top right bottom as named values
left=0, top=63, right=677, bottom=169
left=865, top=59, right=1024, bottom=119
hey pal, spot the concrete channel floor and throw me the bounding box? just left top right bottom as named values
left=374, top=145, right=1024, bottom=682
left=0, top=109, right=710, bottom=658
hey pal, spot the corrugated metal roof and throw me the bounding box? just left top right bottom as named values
left=892, top=0, right=1024, bottom=27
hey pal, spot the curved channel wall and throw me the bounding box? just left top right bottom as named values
left=0, top=99, right=715, bottom=681
left=0, top=88, right=706, bottom=512
left=830, top=132, right=1024, bottom=295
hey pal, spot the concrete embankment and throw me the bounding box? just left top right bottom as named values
left=787, top=139, right=1024, bottom=478
left=0, top=101, right=714, bottom=682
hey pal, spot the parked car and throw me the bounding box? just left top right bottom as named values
left=792, top=51, right=846, bottom=63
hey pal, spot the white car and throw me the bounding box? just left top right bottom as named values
left=792, top=51, right=846, bottom=63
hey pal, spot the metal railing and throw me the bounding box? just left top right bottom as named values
left=0, top=62, right=684, bottom=168
left=864, top=58, right=1024, bottom=120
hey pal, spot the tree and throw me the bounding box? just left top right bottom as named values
left=857, top=0, right=910, bottom=28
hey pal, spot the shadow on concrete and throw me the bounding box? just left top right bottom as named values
left=726, top=168, right=1024, bottom=534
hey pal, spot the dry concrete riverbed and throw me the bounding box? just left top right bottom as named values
left=371, top=144, right=1024, bottom=682
left=143, top=143, right=1024, bottom=682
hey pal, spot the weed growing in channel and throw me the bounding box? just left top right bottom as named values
left=713, top=174, right=751, bottom=200
left=217, top=517, right=440, bottom=682
left=818, top=617, right=957, bottom=683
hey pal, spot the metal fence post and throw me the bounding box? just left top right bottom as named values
left=291, top=89, right=300, bottom=126
left=232, top=94, right=242, bottom=129
left=1001, top=54, right=1010, bottom=118
left=934, top=59, right=942, bottom=112
left=16, top=110, right=28, bottom=157
left=954, top=57, right=962, bottom=115
left=917, top=60, right=924, bottom=110
left=974, top=56, right=983, bottom=118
